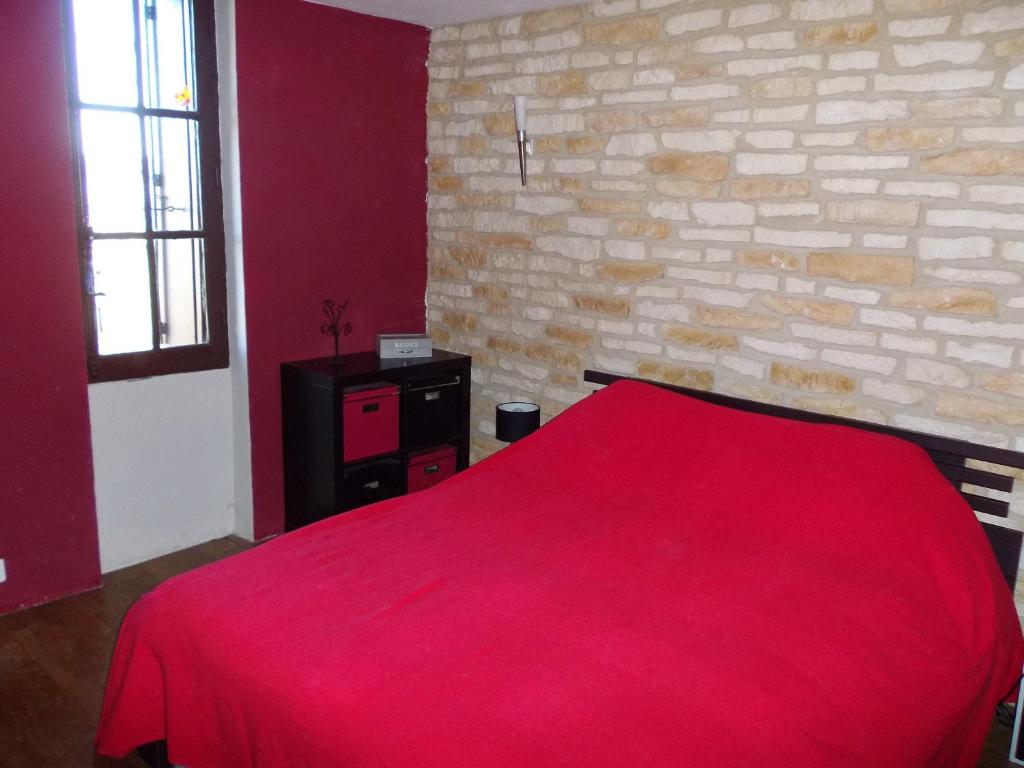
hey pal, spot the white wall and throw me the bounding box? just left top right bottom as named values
left=89, top=369, right=236, bottom=572
left=217, top=0, right=255, bottom=541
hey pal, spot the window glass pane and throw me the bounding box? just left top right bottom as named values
left=92, top=240, right=154, bottom=355
left=80, top=110, right=147, bottom=233
left=157, top=239, right=208, bottom=348
left=72, top=0, right=139, bottom=107
left=143, top=0, right=198, bottom=111
left=147, top=116, right=202, bottom=232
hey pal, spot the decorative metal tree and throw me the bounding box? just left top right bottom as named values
left=320, top=298, right=353, bottom=360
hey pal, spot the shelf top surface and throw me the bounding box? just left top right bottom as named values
left=284, top=349, right=470, bottom=379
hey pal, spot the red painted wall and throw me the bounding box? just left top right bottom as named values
left=0, top=2, right=101, bottom=613
left=235, top=1, right=430, bottom=538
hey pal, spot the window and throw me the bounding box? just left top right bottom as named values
left=65, top=0, right=227, bottom=382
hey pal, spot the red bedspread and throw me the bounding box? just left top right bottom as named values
left=97, top=380, right=1023, bottom=767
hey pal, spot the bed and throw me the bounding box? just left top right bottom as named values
left=96, top=372, right=1024, bottom=767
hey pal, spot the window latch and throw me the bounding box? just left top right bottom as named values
left=85, top=266, right=105, bottom=297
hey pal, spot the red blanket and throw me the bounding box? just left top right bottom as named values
left=97, top=380, right=1023, bottom=767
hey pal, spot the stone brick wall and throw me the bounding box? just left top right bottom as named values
left=424, top=0, right=1024, bottom=598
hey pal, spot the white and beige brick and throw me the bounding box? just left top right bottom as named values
left=425, top=0, right=1024, bottom=587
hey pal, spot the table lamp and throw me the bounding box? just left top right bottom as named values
left=496, top=402, right=540, bottom=442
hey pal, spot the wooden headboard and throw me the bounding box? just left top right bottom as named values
left=584, top=369, right=1024, bottom=593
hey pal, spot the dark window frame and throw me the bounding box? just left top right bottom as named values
left=63, top=0, right=228, bottom=383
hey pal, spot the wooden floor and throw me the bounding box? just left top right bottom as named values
left=0, top=535, right=1017, bottom=767
left=0, top=536, right=251, bottom=768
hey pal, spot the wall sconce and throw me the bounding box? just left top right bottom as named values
left=496, top=401, right=540, bottom=442
left=513, top=95, right=533, bottom=186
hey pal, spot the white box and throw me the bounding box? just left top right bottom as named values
left=377, top=333, right=433, bottom=359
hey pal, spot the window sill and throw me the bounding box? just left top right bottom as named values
left=86, top=344, right=229, bottom=384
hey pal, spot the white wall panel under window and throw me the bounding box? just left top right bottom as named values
left=89, top=369, right=235, bottom=573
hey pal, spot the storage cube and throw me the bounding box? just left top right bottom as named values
left=406, top=445, right=457, bottom=494
left=341, top=457, right=404, bottom=511
left=403, top=374, right=462, bottom=448
left=342, top=383, right=400, bottom=462
left=281, top=350, right=471, bottom=531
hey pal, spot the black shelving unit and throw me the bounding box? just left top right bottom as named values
left=281, top=349, right=471, bottom=531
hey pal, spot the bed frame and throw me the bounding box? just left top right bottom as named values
left=584, top=369, right=1024, bottom=592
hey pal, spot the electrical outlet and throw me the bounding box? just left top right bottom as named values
left=0, top=559, right=6, bottom=584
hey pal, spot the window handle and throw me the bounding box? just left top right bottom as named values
left=85, top=265, right=105, bottom=297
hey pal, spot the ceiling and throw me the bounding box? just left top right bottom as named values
left=306, top=0, right=574, bottom=28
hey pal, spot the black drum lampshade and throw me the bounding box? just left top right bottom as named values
left=495, top=402, right=540, bottom=443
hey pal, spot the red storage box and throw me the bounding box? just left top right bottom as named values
left=342, top=383, right=400, bottom=462
left=406, top=445, right=457, bottom=493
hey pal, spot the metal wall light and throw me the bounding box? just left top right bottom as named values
left=513, top=95, right=533, bottom=186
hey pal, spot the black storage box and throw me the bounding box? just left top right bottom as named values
left=341, top=456, right=404, bottom=511
left=403, top=373, right=462, bottom=448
